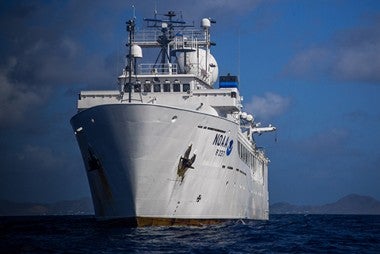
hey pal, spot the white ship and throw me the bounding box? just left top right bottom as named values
left=71, top=11, right=276, bottom=226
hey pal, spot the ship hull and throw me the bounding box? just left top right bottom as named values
left=71, top=104, right=268, bottom=225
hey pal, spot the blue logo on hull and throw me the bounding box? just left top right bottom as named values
left=226, top=140, right=233, bottom=156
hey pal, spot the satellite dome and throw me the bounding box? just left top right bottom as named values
left=131, top=44, right=142, bottom=58
left=201, top=18, right=211, bottom=28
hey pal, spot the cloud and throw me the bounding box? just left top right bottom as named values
left=284, top=47, right=330, bottom=80
left=333, top=43, right=380, bottom=83
left=201, top=0, right=261, bottom=14
left=0, top=1, right=123, bottom=128
left=343, top=110, right=370, bottom=122
left=0, top=142, right=88, bottom=202
left=244, top=92, right=291, bottom=120
left=299, top=128, right=351, bottom=157
left=149, top=0, right=261, bottom=17
left=0, top=58, right=45, bottom=127
left=15, top=145, right=65, bottom=172
left=284, top=13, right=380, bottom=84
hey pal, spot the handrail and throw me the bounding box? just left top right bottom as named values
left=138, top=63, right=178, bottom=75
left=134, top=29, right=207, bottom=45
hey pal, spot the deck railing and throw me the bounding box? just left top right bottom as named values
left=138, top=63, right=178, bottom=75
left=133, top=29, right=207, bottom=46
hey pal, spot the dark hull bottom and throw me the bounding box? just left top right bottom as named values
left=98, top=217, right=235, bottom=227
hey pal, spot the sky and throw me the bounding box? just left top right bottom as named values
left=0, top=0, right=379, bottom=206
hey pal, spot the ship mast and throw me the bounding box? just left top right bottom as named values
left=126, top=19, right=135, bottom=103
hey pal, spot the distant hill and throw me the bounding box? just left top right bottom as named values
left=0, top=197, right=94, bottom=216
left=2, top=194, right=380, bottom=216
left=270, top=194, right=380, bottom=215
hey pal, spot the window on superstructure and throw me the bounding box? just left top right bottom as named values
left=163, top=83, right=170, bottom=92
left=183, top=83, right=190, bottom=92
left=153, top=84, right=161, bottom=92
left=173, top=83, right=180, bottom=92
left=134, top=84, right=141, bottom=93
left=143, top=83, right=151, bottom=92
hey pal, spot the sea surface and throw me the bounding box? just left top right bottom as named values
left=1, top=214, right=379, bottom=253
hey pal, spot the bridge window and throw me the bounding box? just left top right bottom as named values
left=183, top=83, right=190, bottom=92
left=153, top=84, right=161, bottom=92
left=173, top=83, right=180, bottom=92
left=163, top=83, right=170, bottom=92
left=143, top=83, right=151, bottom=92
left=134, top=84, right=141, bottom=92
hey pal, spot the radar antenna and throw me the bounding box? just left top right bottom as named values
left=143, top=11, right=194, bottom=71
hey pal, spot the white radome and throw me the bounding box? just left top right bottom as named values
left=131, top=44, right=143, bottom=58
left=176, top=48, right=219, bottom=86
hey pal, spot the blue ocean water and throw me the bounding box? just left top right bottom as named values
left=1, top=214, right=379, bottom=253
